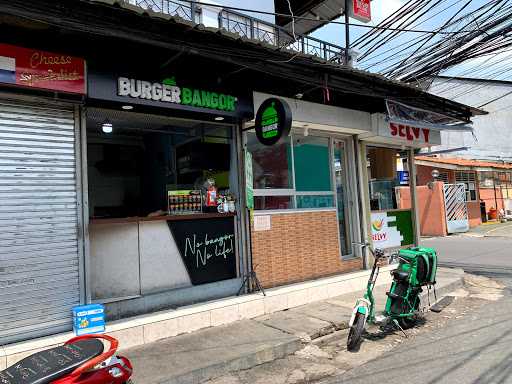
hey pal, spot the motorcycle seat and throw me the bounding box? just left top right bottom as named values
left=391, top=270, right=410, bottom=281
left=0, top=338, right=104, bottom=384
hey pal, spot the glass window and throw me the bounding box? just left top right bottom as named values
left=456, top=171, right=477, bottom=202
left=86, top=108, right=236, bottom=219
left=254, top=196, right=294, bottom=210
left=367, top=147, right=404, bottom=211
left=296, top=195, right=334, bottom=209
left=248, top=132, right=336, bottom=211
left=247, top=132, right=292, bottom=189
left=479, top=171, right=494, bottom=188
left=293, top=136, right=332, bottom=192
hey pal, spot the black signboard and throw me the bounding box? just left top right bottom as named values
left=255, top=98, right=292, bottom=146
left=167, top=217, right=237, bottom=285
left=87, top=71, right=254, bottom=121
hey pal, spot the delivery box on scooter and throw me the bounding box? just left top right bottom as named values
left=398, top=247, right=437, bottom=286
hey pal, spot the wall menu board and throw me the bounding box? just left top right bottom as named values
left=167, top=217, right=237, bottom=285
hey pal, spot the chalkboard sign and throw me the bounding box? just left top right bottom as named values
left=168, top=217, right=237, bottom=285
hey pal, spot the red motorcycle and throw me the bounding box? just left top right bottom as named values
left=0, top=334, right=132, bottom=384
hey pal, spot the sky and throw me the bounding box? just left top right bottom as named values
left=310, top=0, right=512, bottom=82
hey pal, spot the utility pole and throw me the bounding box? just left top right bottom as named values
left=344, top=0, right=350, bottom=65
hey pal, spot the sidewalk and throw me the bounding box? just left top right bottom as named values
left=462, top=221, right=512, bottom=238
left=125, top=267, right=464, bottom=384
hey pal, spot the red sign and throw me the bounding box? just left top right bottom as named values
left=0, top=44, right=86, bottom=94
left=390, top=123, right=430, bottom=143
left=351, top=0, right=371, bottom=23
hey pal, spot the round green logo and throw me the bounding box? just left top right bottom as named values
left=255, top=98, right=292, bottom=146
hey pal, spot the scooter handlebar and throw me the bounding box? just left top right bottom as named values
left=352, top=242, right=386, bottom=259
left=65, top=334, right=119, bottom=378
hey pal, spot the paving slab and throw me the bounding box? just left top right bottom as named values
left=288, top=301, right=351, bottom=330
left=255, top=310, right=334, bottom=341
left=125, top=320, right=301, bottom=384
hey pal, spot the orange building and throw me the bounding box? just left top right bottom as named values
left=413, top=156, right=512, bottom=235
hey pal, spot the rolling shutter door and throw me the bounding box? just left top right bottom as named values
left=0, top=99, right=81, bottom=345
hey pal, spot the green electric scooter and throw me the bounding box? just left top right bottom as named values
left=347, top=245, right=437, bottom=351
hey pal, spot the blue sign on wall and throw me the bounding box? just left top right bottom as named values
left=398, top=171, right=410, bottom=185
left=72, top=304, right=105, bottom=336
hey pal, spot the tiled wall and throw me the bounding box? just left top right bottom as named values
left=251, top=210, right=362, bottom=288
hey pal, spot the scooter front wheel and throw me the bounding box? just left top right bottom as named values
left=347, top=312, right=366, bottom=351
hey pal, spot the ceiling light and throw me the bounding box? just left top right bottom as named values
left=102, top=119, right=113, bottom=134
left=121, top=105, right=134, bottom=110
left=214, top=116, right=224, bottom=121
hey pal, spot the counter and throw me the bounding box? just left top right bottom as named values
left=90, top=212, right=236, bottom=225
left=89, top=212, right=238, bottom=302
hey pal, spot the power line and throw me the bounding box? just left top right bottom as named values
left=181, top=0, right=480, bottom=35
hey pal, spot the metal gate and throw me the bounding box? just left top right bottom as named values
left=0, top=99, right=81, bottom=344
left=443, top=183, right=469, bottom=234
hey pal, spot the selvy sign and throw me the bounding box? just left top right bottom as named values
left=389, top=123, right=431, bottom=143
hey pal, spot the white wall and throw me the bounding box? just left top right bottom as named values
left=428, top=78, right=512, bottom=162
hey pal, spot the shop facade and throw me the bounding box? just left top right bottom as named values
left=248, top=93, right=368, bottom=288
left=246, top=96, right=443, bottom=289
left=0, top=40, right=257, bottom=343
left=0, top=0, right=482, bottom=346
left=0, top=44, right=86, bottom=344
left=359, top=114, right=442, bottom=253
left=83, top=65, right=254, bottom=318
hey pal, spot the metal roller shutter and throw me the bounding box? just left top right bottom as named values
left=0, top=99, right=80, bottom=345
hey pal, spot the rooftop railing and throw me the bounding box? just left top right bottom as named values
left=218, top=9, right=346, bottom=64
left=121, top=0, right=200, bottom=22
left=121, top=0, right=346, bottom=64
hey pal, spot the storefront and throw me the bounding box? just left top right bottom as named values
left=0, top=43, right=86, bottom=344
left=359, top=113, right=443, bottom=253
left=247, top=93, right=372, bottom=288
left=84, top=68, right=253, bottom=317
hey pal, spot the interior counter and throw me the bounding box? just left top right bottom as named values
left=90, top=212, right=236, bottom=225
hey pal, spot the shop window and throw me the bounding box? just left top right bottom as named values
left=367, top=147, right=405, bottom=211
left=293, top=136, right=332, bottom=192
left=247, top=134, right=292, bottom=189
left=247, top=132, right=335, bottom=211
left=455, top=171, right=477, bottom=201
left=296, top=195, right=334, bottom=209
left=86, top=108, right=236, bottom=219
left=254, top=196, right=294, bottom=210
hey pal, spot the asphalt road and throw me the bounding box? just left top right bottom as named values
left=321, top=235, right=512, bottom=384
left=423, top=236, right=512, bottom=280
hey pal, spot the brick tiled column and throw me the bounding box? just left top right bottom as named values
left=251, top=211, right=363, bottom=288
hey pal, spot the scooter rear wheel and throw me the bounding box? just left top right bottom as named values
left=397, top=299, right=420, bottom=329
left=347, top=313, right=365, bottom=351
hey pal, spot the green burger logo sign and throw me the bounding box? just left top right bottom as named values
left=255, top=98, right=292, bottom=146
left=117, top=77, right=238, bottom=112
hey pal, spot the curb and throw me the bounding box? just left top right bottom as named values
left=165, top=338, right=303, bottom=384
